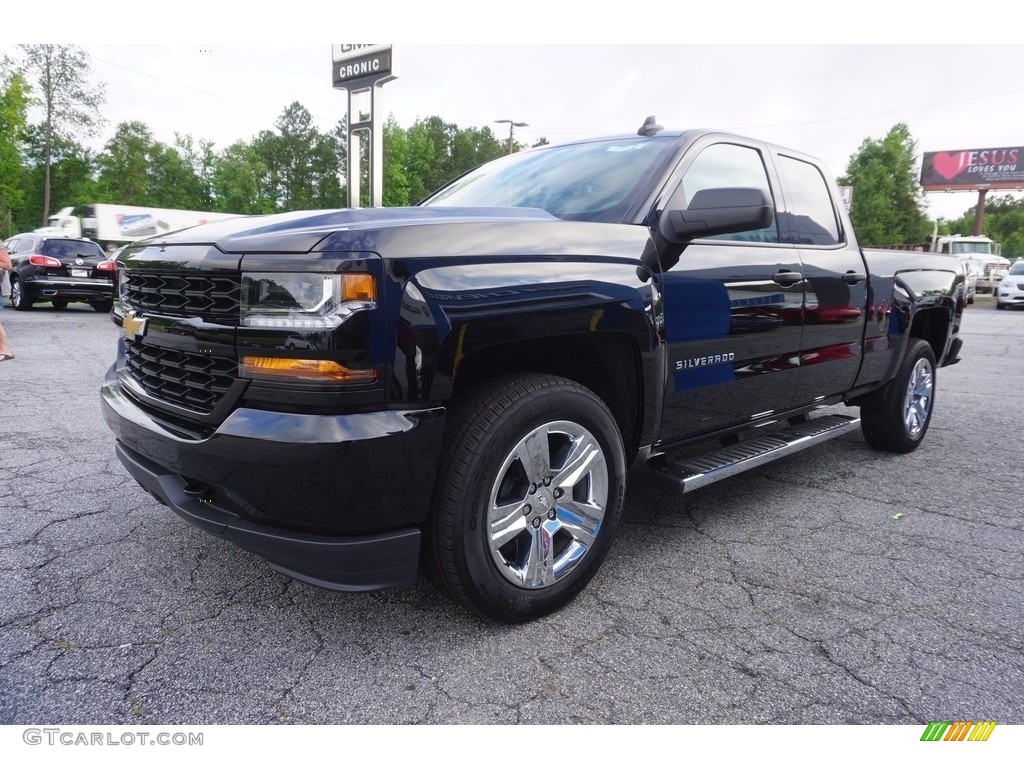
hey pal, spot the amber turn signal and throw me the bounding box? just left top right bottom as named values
left=341, top=273, right=375, bottom=301
left=240, top=356, right=377, bottom=383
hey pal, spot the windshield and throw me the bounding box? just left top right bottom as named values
left=421, top=136, right=676, bottom=223
left=1009, top=261, right=1024, bottom=275
left=951, top=241, right=993, bottom=255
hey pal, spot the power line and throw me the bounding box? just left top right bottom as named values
left=90, top=54, right=280, bottom=112
left=495, top=83, right=1024, bottom=140
left=736, top=84, right=1024, bottom=131
left=87, top=50, right=1024, bottom=140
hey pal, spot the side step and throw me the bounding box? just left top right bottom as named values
left=649, top=414, right=861, bottom=494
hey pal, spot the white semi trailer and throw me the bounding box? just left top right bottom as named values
left=37, top=204, right=242, bottom=251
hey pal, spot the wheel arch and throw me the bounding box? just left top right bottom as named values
left=450, top=331, right=648, bottom=464
left=907, top=306, right=952, bottom=362
left=390, top=259, right=664, bottom=461
left=883, top=271, right=959, bottom=380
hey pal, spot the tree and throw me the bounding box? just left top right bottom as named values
left=838, top=123, right=930, bottom=246
left=382, top=116, right=411, bottom=206
left=244, top=103, right=348, bottom=212
left=212, top=140, right=274, bottom=214
left=19, top=44, right=105, bottom=225
left=449, top=125, right=505, bottom=178
left=148, top=143, right=201, bottom=209
left=403, top=120, right=436, bottom=204
left=16, top=127, right=98, bottom=233
left=308, top=126, right=345, bottom=209
left=96, top=121, right=156, bottom=204
left=274, top=101, right=317, bottom=210
left=0, top=67, right=30, bottom=236
left=379, top=116, right=504, bottom=206
left=418, top=116, right=457, bottom=193
left=250, top=129, right=284, bottom=211
left=173, top=133, right=217, bottom=209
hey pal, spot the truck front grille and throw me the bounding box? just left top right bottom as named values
left=124, top=339, right=237, bottom=414
left=121, top=271, right=240, bottom=323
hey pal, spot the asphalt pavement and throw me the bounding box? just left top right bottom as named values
left=0, top=297, right=1021, bottom=725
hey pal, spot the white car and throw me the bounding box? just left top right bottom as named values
left=994, top=260, right=1024, bottom=310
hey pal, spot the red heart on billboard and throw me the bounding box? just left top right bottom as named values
left=932, top=152, right=968, bottom=181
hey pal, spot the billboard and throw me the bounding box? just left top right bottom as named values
left=921, top=146, right=1024, bottom=191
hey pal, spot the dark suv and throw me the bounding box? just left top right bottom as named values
left=3, top=234, right=114, bottom=311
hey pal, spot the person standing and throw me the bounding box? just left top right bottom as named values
left=0, top=243, right=14, bottom=362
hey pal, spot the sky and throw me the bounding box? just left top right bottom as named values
left=7, top=3, right=1024, bottom=225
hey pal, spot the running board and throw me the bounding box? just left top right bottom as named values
left=649, top=414, right=861, bottom=494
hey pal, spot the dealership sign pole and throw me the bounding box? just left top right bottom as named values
left=331, top=45, right=397, bottom=208
left=920, top=145, right=1023, bottom=235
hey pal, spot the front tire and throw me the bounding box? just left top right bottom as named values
left=431, top=375, right=626, bottom=623
left=860, top=339, right=936, bottom=453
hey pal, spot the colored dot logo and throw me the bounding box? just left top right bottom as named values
left=921, top=721, right=997, bottom=741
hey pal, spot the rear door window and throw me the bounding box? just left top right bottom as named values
left=777, top=155, right=842, bottom=246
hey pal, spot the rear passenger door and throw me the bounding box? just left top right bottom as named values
left=656, top=138, right=807, bottom=442
left=774, top=152, right=867, bottom=403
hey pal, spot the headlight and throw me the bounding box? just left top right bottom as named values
left=241, top=272, right=375, bottom=329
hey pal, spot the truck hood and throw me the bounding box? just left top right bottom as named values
left=33, top=226, right=71, bottom=238
left=133, top=206, right=652, bottom=262
left=138, top=207, right=555, bottom=253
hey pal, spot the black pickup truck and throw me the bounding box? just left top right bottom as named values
left=101, top=120, right=964, bottom=622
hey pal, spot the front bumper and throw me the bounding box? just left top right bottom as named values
left=101, top=365, right=446, bottom=591
left=995, top=284, right=1024, bottom=306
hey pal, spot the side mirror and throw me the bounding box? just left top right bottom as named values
left=659, top=187, right=774, bottom=244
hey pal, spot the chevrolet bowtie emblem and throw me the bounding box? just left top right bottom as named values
left=122, top=311, right=148, bottom=340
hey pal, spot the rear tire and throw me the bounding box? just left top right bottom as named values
left=10, top=278, right=32, bottom=311
left=51, top=300, right=68, bottom=310
left=91, top=299, right=113, bottom=313
left=860, top=339, right=936, bottom=453
left=430, top=374, right=626, bottom=623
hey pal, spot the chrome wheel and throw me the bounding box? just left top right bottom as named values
left=903, top=357, right=933, bottom=439
left=11, top=278, right=30, bottom=310
left=487, top=420, right=609, bottom=589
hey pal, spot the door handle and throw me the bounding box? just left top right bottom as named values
left=842, top=271, right=866, bottom=285
left=773, top=270, right=803, bottom=288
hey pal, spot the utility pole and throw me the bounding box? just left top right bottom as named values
left=494, top=119, right=528, bottom=155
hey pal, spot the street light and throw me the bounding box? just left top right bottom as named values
left=494, top=119, right=528, bottom=155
